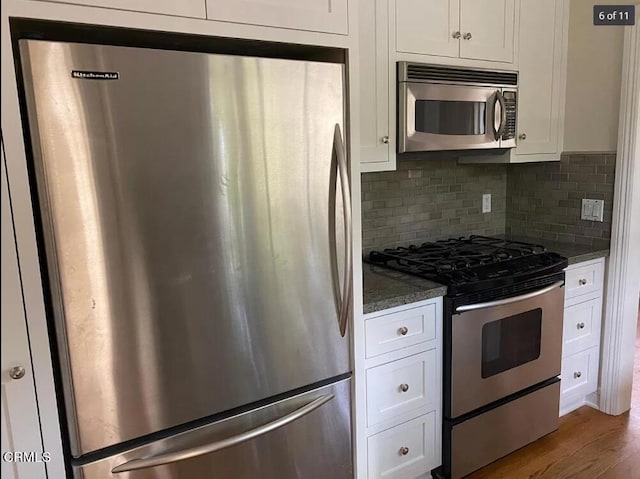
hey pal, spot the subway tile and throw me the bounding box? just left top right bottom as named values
left=361, top=152, right=614, bottom=251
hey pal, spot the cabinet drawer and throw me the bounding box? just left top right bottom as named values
left=366, top=350, right=437, bottom=427
left=565, top=260, right=604, bottom=299
left=562, top=297, right=602, bottom=357
left=365, top=304, right=437, bottom=358
left=560, top=346, right=599, bottom=399
left=367, top=412, right=437, bottom=479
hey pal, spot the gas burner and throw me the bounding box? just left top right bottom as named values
left=368, top=235, right=567, bottom=296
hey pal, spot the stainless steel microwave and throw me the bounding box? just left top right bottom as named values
left=398, top=62, right=518, bottom=153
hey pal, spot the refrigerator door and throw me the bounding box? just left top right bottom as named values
left=19, top=40, right=350, bottom=456
left=74, top=379, right=352, bottom=479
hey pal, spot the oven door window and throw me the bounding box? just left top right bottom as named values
left=415, top=100, right=486, bottom=135
left=481, top=308, right=542, bottom=378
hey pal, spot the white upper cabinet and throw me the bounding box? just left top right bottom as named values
left=513, top=0, right=568, bottom=160
left=396, top=0, right=459, bottom=58
left=359, top=0, right=395, bottom=171
left=395, top=0, right=517, bottom=65
left=205, top=0, right=349, bottom=34
left=459, top=0, right=516, bottom=63
left=36, top=0, right=206, bottom=18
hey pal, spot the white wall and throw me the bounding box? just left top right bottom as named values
left=563, top=0, right=634, bottom=152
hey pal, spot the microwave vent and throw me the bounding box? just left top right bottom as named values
left=402, top=63, right=518, bottom=85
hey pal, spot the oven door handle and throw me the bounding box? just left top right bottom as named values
left=455, top=281, right=565, bottom=313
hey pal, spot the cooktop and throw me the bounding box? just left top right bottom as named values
left=367, top=235, right=568, bottom=297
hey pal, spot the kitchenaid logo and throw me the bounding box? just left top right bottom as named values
left=71, top=70, right=119, bottom=80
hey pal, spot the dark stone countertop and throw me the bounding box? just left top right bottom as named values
left=502, top=235, right=610, bottom=265
left=362, top=262, right=447, bottom=315
left=361, top=237, right=608, bottom=315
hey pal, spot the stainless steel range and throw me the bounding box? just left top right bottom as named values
left=368, top=236, right=568, bottom=479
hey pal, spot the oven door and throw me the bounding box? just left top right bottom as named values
left=399, top=82, right=504, bottom=153
left=449, top=281, right=565, bottom=418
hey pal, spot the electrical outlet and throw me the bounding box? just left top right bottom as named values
left=482, top=194, right=491, bottom=213
left=581, top=199, right=604, bottom=222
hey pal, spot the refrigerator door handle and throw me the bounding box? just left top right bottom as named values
left=333, top=124, right=352, bottom=338
left=111, top=394, right=335, bottom=473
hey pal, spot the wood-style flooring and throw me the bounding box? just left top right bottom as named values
left=467, top=316, right=640, bottom=479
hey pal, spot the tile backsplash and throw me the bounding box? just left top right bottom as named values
left=361, top=152, right=616, bottom=253
left=361, top=158, right=508, bottom=252
left=506, top=153, right=615, bottom=250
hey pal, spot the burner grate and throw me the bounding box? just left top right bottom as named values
left=367, top=235, right=566, bottom=297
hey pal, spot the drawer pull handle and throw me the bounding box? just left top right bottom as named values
left=399, top=446, right=410, bottom=456
left=398, top=326, right=409, bottom=336
left=574, top=371, right=582, bottom=379
left=399, top=383, right=409, bottom=393
left=579, top=278, right=588, bottom=285
left=577, top=322, right=585, bottom=330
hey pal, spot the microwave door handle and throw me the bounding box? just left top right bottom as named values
left=493, top=90, right=507, bottom=141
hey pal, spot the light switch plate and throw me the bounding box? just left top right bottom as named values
left=482, top=194, right=491, bottom=213
left=581, top=199, right=604, bottom=222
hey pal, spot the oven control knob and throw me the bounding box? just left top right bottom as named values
left=400, top=383, right=409, bottom=393
left=579, top=278, right=588, bottom=285
left=574, top=371, right=582, bottom=379
left=398, top=326, right=409, bottom=336
left=399, top=447, right=410, bottom=456
left=577, top=322, right=585, bottom=330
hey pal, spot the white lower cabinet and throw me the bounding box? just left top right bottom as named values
left=367, top=412, right=438, bottom=479
left=361, top=298, right=443, bottom=478
left=366, top=350, right=437, bottom=426
left=1, top=144, right=48, bottom=479
left=559, top=257, right=606, bottom=416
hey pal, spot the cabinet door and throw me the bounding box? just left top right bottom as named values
left=360, top=0, right=394, bottom=170
left=1, top=145, right=46, bottom=479
left=395, top=0, right=460, bottom=57
left=39, top=0, right=206, bottom=18
left=205, top=0, right=348, bottom=34
left=514, top=0, right=566, bottom=157
left=459, top=0, right=516, bottom=63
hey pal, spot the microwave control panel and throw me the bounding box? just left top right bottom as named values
left=502, top=90, right=517, bottom=140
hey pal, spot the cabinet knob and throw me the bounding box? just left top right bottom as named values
left=9, top=366, right=26, bottom=380
left=398, top=326, right=409, bottom=336
left=577, top=322, right=585, bottom=330
left=452, top=31, right=461, bottom=39
left=579, top=278, right=588, bottom=286
left=463, top=32, right=472, bottom=40
left=399, top=446, right=410, bottom=456
left=518, top=133, right=527, bottom=140
left=381, top=136, right=390, bottom=144
left=399, top=383, right=409, bottom=393
left=574, top=371, right=582, bottom=379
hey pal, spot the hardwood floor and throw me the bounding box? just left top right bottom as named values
left=467, top=317, right=640, bottom=479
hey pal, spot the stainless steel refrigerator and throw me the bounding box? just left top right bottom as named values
left=19, top=39, right=352, bottom=478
